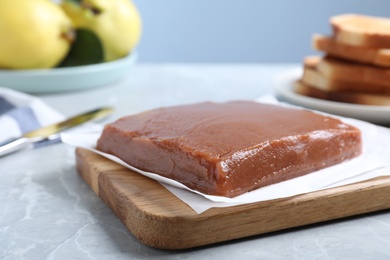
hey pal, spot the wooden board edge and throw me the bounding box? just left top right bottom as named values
left=76, top=148, right=100, bottom=194
left=75, top=147, right=390, bottom=250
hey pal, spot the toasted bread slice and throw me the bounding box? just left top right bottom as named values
left=313, top=34, right=390, bottom=67
left=331, top=14, right=390, bottom=48
left=303, top=56, right=320, bottom=69
left=307, top=55, right=390, bottom=88
left=295, top=80, right=390, bottom=106
left=302, top=60, right=390, bottom=94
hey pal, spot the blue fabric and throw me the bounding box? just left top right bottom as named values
left=0, top=96, right=15, bottom=115
left=7, top=106, right=41, bottom=133
left=1, top=95, right=41, bottom=134
left=0, top=90, right=63, bottom=151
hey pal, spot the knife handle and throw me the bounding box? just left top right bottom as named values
left=0, top=138, right=30, bottom=157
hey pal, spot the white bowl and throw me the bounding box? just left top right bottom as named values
left=0, top=52, right=137, bottom=93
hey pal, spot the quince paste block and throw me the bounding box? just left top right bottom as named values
left=97, top=101, right=362, bottom=198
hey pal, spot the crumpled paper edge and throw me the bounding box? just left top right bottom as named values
left=62, top=96, right=390, bottom=214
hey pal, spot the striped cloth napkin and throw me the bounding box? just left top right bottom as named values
left=0, top=87, right=64, bottom=145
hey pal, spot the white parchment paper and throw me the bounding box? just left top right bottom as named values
left=62, top=97, right=390, bottom=214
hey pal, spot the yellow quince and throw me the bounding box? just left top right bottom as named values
left=0, top=0, right=74, bottom=69
left=61, top=0, right=142, bottom=61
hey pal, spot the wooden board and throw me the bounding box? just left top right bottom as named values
left=76, top=147, right=390, bottom=250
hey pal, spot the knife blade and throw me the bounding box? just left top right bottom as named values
left=0, top=106, right=113, bottom=157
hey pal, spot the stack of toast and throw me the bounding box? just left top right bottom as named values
left=295, top=14, right=390, bottom=106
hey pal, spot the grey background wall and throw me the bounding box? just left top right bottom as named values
left=132, top=0, right=390, bottom=63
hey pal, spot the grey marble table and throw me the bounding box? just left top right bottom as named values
left=1, top=64, right=390, bottom=260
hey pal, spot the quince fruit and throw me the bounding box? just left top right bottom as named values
left=61, top=0, right=142, bottom=61
left=0, top=0, right=74, bottom=69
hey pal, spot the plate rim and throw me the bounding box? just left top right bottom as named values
left=0, top=51, right=138, bottom=76
left=0, top=52, right=138, bottom=93
left=272, top=67, right=390, bottom=124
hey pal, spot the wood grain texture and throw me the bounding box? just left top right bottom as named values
left=75, top=148, right=390, bottom=250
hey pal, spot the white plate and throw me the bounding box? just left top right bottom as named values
left=272, top=68, right=390, bottom=125
left=0, top=52, right=138, bottom=93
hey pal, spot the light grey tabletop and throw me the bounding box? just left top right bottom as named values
left=1, top=64, right=390, bottom=260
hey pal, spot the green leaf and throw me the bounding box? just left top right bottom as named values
left=64, top=0, right=82, bottom=5
left=58, top=29, right=104, bottom=67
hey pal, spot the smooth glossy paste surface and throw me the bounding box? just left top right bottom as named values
left=97, top=101, right=362, bottom=197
